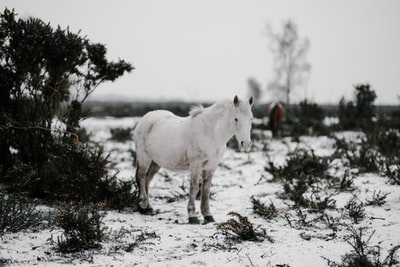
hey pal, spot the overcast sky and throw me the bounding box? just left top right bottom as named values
left=2, top=0, right=400, bottom=104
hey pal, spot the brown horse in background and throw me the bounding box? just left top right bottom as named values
left=268, top=102, right=285, bottom=138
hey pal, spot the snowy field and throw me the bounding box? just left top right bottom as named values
left=1, top=117, right=400, bottom=267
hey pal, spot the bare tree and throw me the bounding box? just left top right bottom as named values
left=267, top=20, right=311, bottom=104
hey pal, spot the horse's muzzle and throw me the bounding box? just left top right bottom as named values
left=240, top=141, right=252, bottom=153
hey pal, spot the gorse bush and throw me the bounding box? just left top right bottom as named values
left=267, top=149, right=331, bottom=181
left=3, top=142, right=137, bottom=209
left=265, top=149, right=334, bottom=209
left=0, top=9, right=135, bottom=207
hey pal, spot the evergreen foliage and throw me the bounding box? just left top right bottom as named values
left=0, top=9, right=134, bottom=206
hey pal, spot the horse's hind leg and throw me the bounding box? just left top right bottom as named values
left=136, top=160, right=160, bottom=215
left=136, top=159, right=152, bottom=214
left=144, top=161, right=160, bottom=212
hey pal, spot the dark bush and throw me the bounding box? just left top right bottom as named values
left=110, top=127, right=133, bottom=142
left=367, top=129, right=400, bottom=164
left=334, top=137, right=381, bottom=174
left=0, top=192, right=48, bottom=234
left=3, top=142, right=137, bottom=209
left=338, top=84, right=377, bottom=131
left=291, top=99, right=328, bottom=136
left=266, top=149, right=331, bottom=182
left=265, top=149, right=335, bottom=210
left=0, top=9, right=134, bottom=207
left=56, top=202, right=106, bottom=253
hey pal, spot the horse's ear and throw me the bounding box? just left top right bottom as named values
left=249, top=96, right=254, bottom=106
left=233, top=95, right=239, bottom=106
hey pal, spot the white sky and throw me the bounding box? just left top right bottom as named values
left=2, top=0, right=400, bottom=104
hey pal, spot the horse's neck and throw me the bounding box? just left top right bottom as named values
left=203, top=103, right=233, bottom=145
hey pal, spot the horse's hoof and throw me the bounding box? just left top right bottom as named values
left=204, top=216, right=215, bottom=224
left=188, top=217, right=200, bottom=224
left=138, top=207, right=156, bottom=215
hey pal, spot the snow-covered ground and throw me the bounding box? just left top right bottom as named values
left=1, top=117, right=399, bottom=267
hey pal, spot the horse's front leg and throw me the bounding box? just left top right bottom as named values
left=188, top=168, right=201, bottom=224
left=201, top=170, right=215, bottom=223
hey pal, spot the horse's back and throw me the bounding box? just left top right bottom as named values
left=134, top=110, right=190, bottom=170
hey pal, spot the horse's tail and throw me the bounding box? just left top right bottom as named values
left=132, top=121, right=139, bottom=168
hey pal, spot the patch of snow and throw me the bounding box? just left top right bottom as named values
left=2, top=117, right=400, bottom=267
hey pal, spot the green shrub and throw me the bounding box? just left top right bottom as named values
left=3, top=142, right=137, bottom=209
left=56, top=202, right=106, bottom=253
left=266, top=149, right=331, bottom=183
left=0, top=9, right=134, bottom=208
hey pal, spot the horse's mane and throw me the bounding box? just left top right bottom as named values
left=189, top=105, right=205, bottom=118
left=189, top=100, right=231, bottom=118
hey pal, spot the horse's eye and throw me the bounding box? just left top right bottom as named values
left=234, top=118, right=238, bottom=122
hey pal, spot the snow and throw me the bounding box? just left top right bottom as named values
left=1, top=117, right=400, bottom=267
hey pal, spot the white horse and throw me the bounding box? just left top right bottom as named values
left=134, top=96, right=254, bottom=224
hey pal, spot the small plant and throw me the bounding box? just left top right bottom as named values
left=386, top=166, right=400, bottom=186
left=109, top=227, right=160, bottom=252
left=365, top=191, right=389, bottom=207
left=281, top=173, right=311, bottom=207
left=326, top=227, right=400, bottom=267
left=217, top=212, right=270, bottom=242
left=251, top=197, right=278, bottom=220
left=306, top=192, right=336, bottom=212
left=56, top=202, right=107, bottom=253
left=345, top=196, right=365, bottom=224
left=0, top=192, right=46, bottom=234
left=330, top=169, right=355, bottom=192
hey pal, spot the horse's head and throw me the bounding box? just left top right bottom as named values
left=232, top=95, right=254, bottom=152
